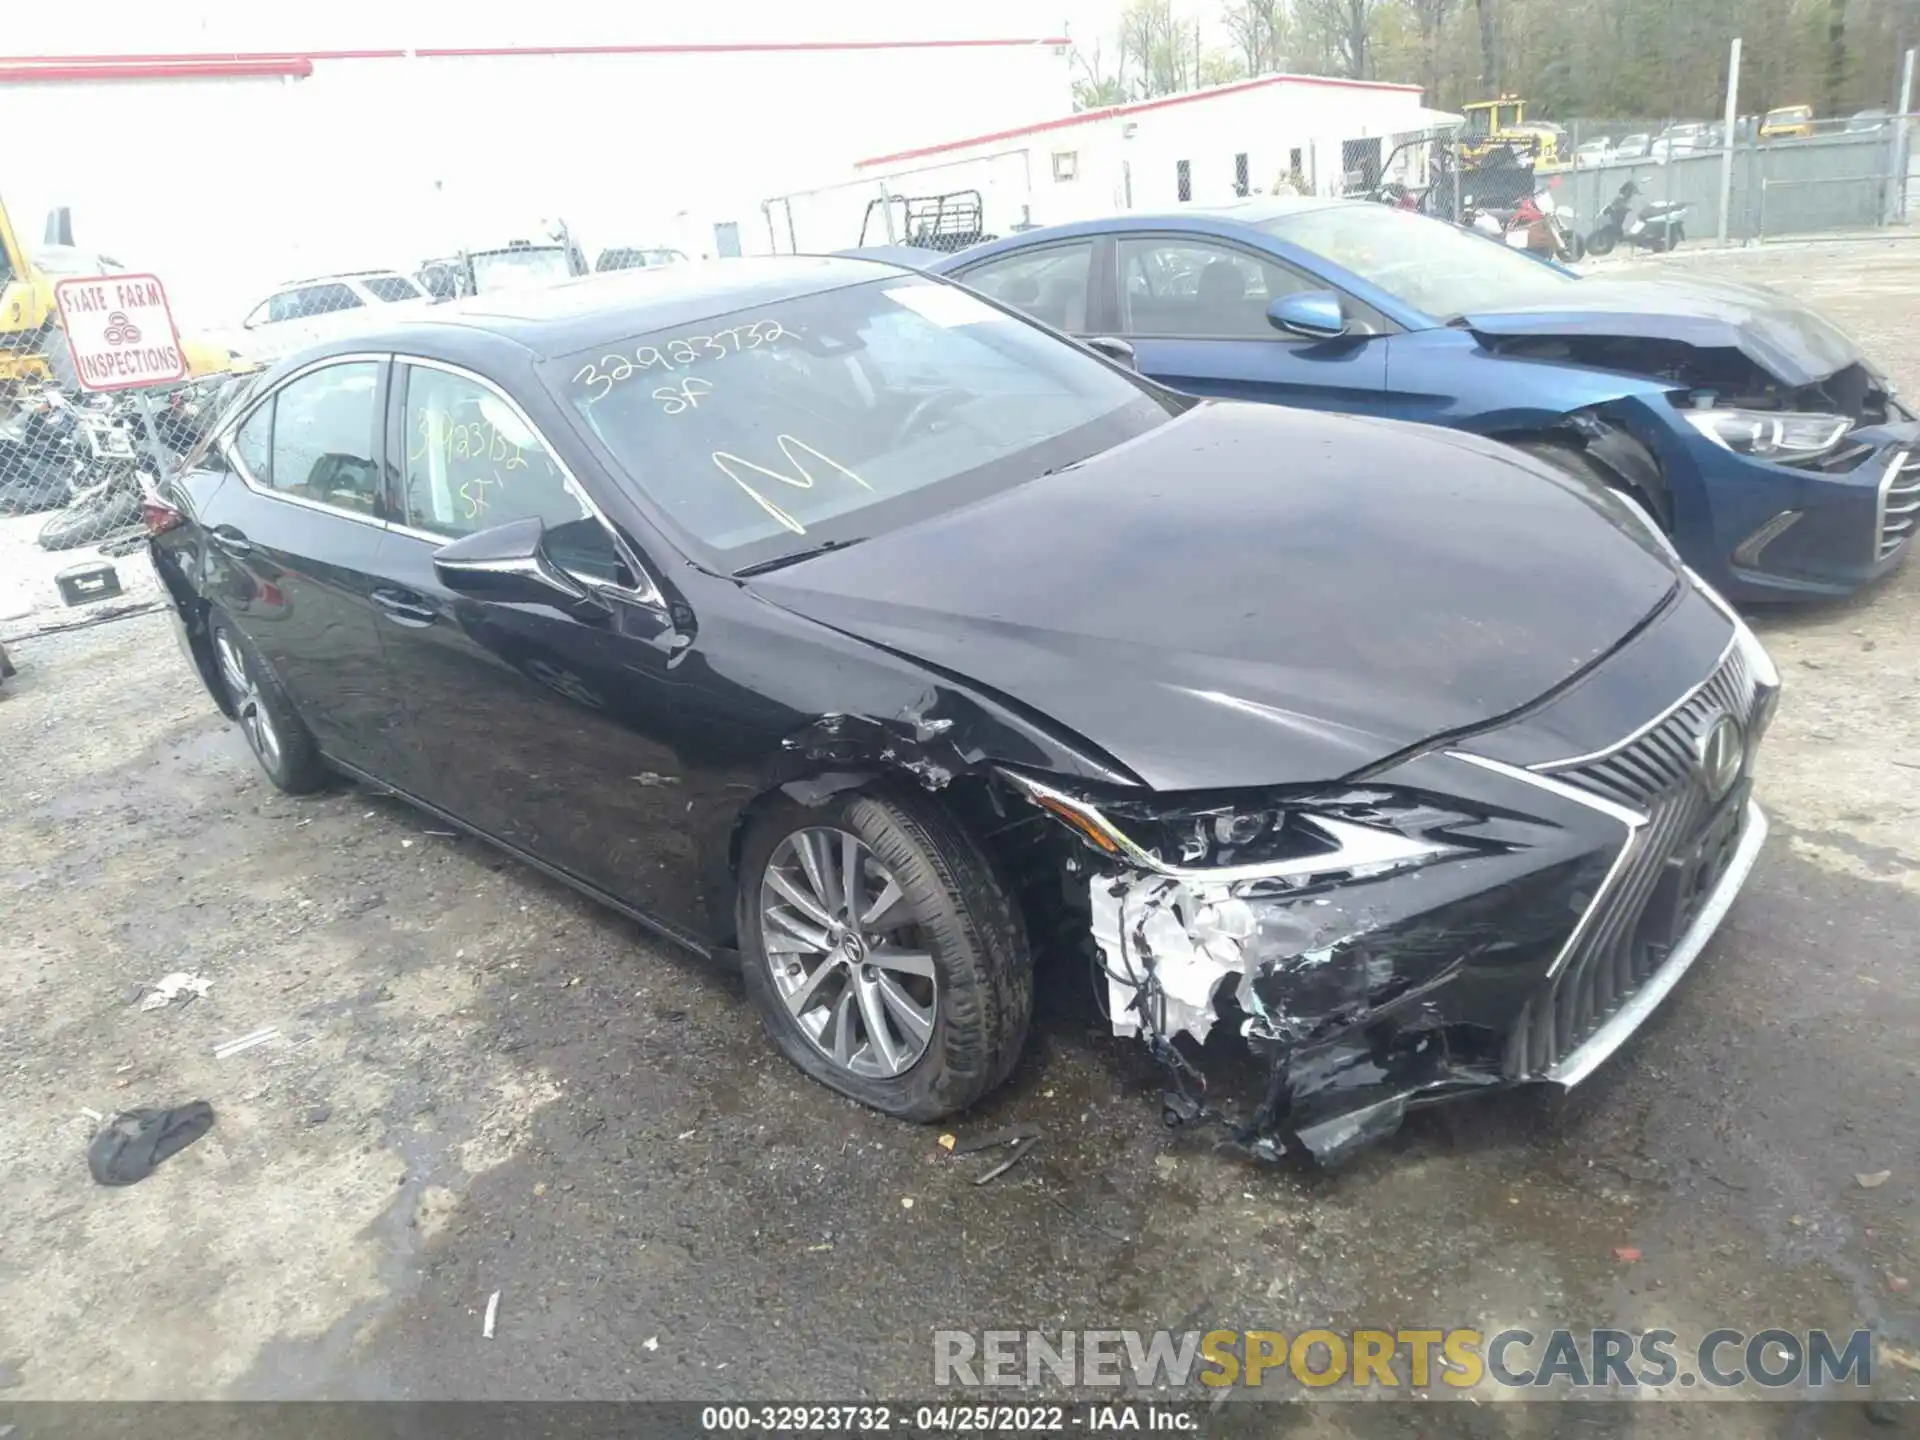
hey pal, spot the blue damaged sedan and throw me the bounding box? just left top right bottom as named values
left=932, top=200, right=1917, bottom=602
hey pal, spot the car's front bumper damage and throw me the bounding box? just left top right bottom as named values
left=1009, top=610, right=1781, bottom=1165
left=1083, top=793, right=1767, bottom=1164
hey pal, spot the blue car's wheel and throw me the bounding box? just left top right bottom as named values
left=1512, top=438, right=1671, bottom=533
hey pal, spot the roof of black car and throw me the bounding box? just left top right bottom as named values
left=407, top=255, right=901, bottom=357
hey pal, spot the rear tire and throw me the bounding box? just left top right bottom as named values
left=208, top=613, right=327, bottom=794
left=738, top=787, right=1032, bottom=1122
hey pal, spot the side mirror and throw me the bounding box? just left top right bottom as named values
left=1084, top=335, right=1137, bottom=369
left=432, top=516, right=608, bottom=617
left=1267, top=291, right=1349, bottom=340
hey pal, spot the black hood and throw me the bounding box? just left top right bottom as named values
left=1463, top=275, right=1861, bottom=387
left=751, top=405, right=1681, bottom=792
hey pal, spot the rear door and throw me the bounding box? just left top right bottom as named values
left=1107, top=233, right=1391, bottom=413
left=364, top=357, right=701, bottom=927
left=194, top=356, right=407, bottom=771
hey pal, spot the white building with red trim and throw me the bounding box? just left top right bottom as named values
left=0, top=6, right=1075, bottom=326
left=769, top=72, right=1458, bottom=253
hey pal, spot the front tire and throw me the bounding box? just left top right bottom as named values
left=1585, top=225, right=1618, bottom=257
left=209, top=614, right=327, bottom=794
left=1509, top=437, right=1672, bottom=531
left=739, top=788, right=1031, bottom=1121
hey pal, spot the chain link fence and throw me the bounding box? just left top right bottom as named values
left=1327, top=108, right=1916, bottom=267
left=0, top=368, right=255, bottom=644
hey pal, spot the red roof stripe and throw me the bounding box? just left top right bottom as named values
left=855, top=72, right=1423, bottom=170
left=0, top=37, right=1072, bottom=66
left=0, top=58, right=314, bottom=82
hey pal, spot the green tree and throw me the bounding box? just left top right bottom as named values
left=1070, top=38, right=1130, bottom=110
left=1222, top=0, right=1287, bottom=74
left=1298, top=0, right=1381, bottom=79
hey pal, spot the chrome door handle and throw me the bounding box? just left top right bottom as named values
left=371, top=589, right=436, bottom=626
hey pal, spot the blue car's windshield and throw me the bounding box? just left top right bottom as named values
left=1260, top=204, right=1578, bottom=320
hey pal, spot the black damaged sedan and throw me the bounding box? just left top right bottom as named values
left=149, top=257, right=1778, bottom=1161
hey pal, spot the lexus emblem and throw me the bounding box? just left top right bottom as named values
left=1696, top=714, right=1745, bottom=801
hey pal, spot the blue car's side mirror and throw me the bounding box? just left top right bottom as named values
left=1268, top=291, right=1349, bottom=340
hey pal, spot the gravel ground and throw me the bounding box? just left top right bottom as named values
left=0, top=240, right=1917, bottom=1428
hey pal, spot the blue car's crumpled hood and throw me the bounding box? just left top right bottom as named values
left=1462, top=275, right=1861, bottom=387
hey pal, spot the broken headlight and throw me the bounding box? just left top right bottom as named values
left=1001, top=772, right=1467, bottom=882
left=1681, top=408, right=1851, bottom=460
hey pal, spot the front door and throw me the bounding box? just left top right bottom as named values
left=365, top=358, right=705, bottom=931
left=199, top=358, right=405, bottom=771
left=1110, top=234, right=1390, bottom=413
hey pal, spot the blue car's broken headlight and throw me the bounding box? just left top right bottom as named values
left=1681, top=407, right=1851, bottom=460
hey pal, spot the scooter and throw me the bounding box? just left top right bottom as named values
left=1587, top=181, right=1688, bottom=256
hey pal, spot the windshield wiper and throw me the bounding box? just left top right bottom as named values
left=733, top=536, right=867, bottom=577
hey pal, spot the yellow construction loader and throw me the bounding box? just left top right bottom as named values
left=0, top=194, right=61, bottom=391
left=1460, top=97, right=1562, bottom=167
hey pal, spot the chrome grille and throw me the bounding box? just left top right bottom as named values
left=1879, top=450, right=1920, bottom=561
left=1505, top=638, right=1766, bottom=1078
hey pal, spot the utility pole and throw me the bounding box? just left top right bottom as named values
left=1717, top=37, right=1742, bottom=246
left=1892, top=48, right=1916, bottom=223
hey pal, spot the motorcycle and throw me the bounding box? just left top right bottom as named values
left=1587, top=181, right=1687, bottom=256
left=35, top=396, right=153, bottom=551
left=37, top=460, right=149, bottom=551
left=0, top=390, right=83, bottom=514
left=1465, top=189, right=1585, bottom=263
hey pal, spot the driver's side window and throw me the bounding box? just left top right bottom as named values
left=399, top=364, right=635, bottom=587
left=1117, top=237, right=1317, bottom=339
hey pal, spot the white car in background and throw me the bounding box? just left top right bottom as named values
left=238, top=270, right=433, bottom=357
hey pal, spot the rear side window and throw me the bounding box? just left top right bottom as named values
left=231, top=404, right=273, bottom=481
left=956, top=242, right=1094, bottom=332
left=362, top=275, right=421, bottom=303
left=263, top=362, right=382, bottom=514
left=268, top=283, right=365, bottom=322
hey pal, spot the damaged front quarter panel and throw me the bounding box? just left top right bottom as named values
left=775, top=684, right=1129, bottom=800
left=1004, top=758, right=1628, bottom=1164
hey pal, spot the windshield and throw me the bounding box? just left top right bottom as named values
left=1766, top=107, right=1810, bottom=124
left=555, top=276, right=1179, bottom=572
left=1260, top=204, right=1576, bottom=319
left=469, top=247, right=575, bottom=292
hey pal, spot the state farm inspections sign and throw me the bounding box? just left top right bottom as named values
left=54, top=274, right=188, bottom=392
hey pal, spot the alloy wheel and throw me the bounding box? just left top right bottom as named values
left=758, top=827, right=938, bottom=1079
left=215, top=632, right=283, bottom=772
